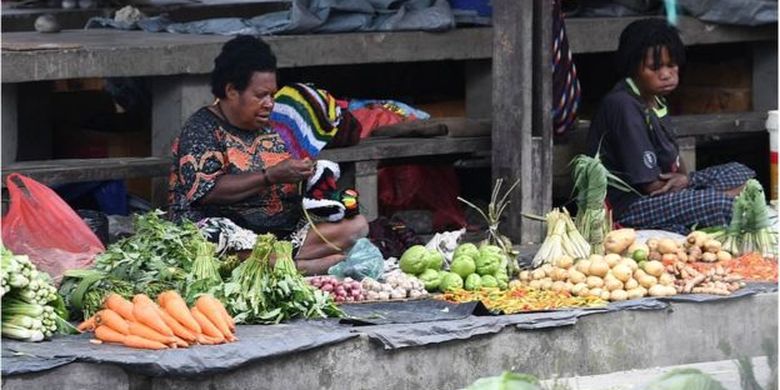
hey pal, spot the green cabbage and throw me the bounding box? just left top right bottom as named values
left=475, top=246, right=503, bottom=276
left=424, top=250, right=444, bottom=271
left=399, top=245, right=429, bottom=275
left=454, top=243, right=480, bottom=260
left=451, top=256, right=477, bottom=278
left=481, top=275, right=498, bottom=288
left=465, top=274, right=482, bottom=291
left=439, top=272, right=464, bottom=292
left=418, top=269, right=442, bottom=292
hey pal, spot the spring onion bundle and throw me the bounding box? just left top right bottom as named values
left=1, top=245, right=75, bottom=341
left=571, top=153, right=638, bottom=255
left=532, top=208, right=591, bottom=268
left=717, top=179, right=777, bottom=257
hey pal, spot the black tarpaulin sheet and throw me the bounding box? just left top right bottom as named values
left=339, top=300, right=478, bottom=325
left=2, top=320, right=356, bottom=377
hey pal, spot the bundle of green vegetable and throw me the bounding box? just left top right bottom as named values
left=218, top=234, right=342, bottom=324
left=714, top=179, right=777, bottom=257
left=60, top=211, right=220, bottom=320
left=571, top=153, right=638, bottom=255
left=532, top=208, right=590, bottom=268
left=2, top=245, right=76, bottom=341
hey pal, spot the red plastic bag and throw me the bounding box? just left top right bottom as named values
left=378, top=164, right=467, bottom=231
left=2, top=173, right=105, bottom=283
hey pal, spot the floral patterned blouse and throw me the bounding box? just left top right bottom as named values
left=168, top=107, right=302, bottom=236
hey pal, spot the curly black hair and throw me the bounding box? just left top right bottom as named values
left=210, top=35, right=277, bottom=99
left=615, top=18, right=685, bottom=78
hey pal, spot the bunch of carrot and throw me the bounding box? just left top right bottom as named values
left=77, top=291, right=236, bottom=350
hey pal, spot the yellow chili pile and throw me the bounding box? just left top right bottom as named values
left=437, top=287, right=607, bottom=314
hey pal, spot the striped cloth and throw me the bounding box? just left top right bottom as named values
left=271, top=83, right=342, bottom=160
left=552, top=0, right=581, bottom=135
left=618, top=162, right=756, bottom=234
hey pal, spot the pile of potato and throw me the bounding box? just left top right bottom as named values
left=681, top=231, right=732, bottom=262
left=519, top=254, right=677, bottom=301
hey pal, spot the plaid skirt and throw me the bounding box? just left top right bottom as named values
left=618, top=162, right=755, bottom=234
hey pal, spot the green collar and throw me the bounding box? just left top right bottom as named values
left=626, top=78, right=667, bottom=118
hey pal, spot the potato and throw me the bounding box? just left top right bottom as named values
left=626, top=288, right=645, bottom=300
left=612, top=264, right=633, bottom=282
left=567, top=269, right=587, bottom=284
left=633, top=269, right=647, bottom=281
left=551, top=281, right=569, bottom=293
left=588, top=254, right=604, bottom=263
left=540, top=279, right=554, bottom=290
left=586, top=276, right=604, bottom=289
left=663, top=285, right=677, bottom=296
left=657, top=238, right=680, bottom=255
left=575, top=286, right=591, bottom=297
left=604, top=277, right=624, bottom=292
left=646, top=238, right=659, bottom=252
left=571, top=283, right=588, bottom=296
left=661, top=253, right=678, bottom=263
left=529, top=280, right=542, bottom=289
left=604, top=228, right=637, bottom=254
left=551, top=268, right=569, bottom=282
left=519, top=271, right=531, bottom=282
left=639, top=275, right=658, bottom=289
left=701, top=252, right=718, bottom=263
left=658, top=273, right=675, bottom=286
left=618, top=258, right=639, bottom=271
left=716, top=251, right=732, bottom=262
left=704, top=239, right=722, bottom=254
left=686, top=231, right=708, bottom=248
left=604, top=253, right=622, bottom=268
left=554, top=255, right=574, bottom=269
left=575, top=260, right=592, bottom=275
left=540, top=264, right=554, bottom=276
left=624, top=278, right=639, bottom=290
left=627, top=242, right=650, bottom=257
left=532, top=269, right=546, bottom=280
left=600, top=290, right=612, bottom=301
left=588, top=260, right=610, bottom=278
left=589, top=288, right=604, bottom=297
left=610, top=289, right=629, bottom=301
left=643, top=260, right=665, bottom=277
left=648, top=284, right=668, bottom=297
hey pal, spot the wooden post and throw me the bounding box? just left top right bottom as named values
left=150, top=74, right=212, bottom=207
left=355, top=160, right=379, bottom=222
left=533, top=0, right=554, bottom=241
left=492, top=0, right=535, bottom=244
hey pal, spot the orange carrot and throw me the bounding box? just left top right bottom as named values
left=196, top=333, right=223, bottom=345
left=95, top=325, right=126, bottom=344
left=158, top=310, right=197, bottom=342
left=123, top=334, right=168, bottom=350
left=128, top=321, right=177, bottom=345
left=160, top=292, right=201, bottom=334
left=207, top=295, right=235, bottom=333
left=191, top=307, right=224, bottom=342
left=195, top=296, right=232, bottom=340
left=172, top=335, right=189, bottom=348
left=77, top=315, right=96, bottom=332
left=133, top=302, right=174, bottom=337
left=95, top=309, right=129, bottom=335
left=132, top=294, right=157, bottom=308
left=157, top=291, right=175, bottom=308
left=105, top=293, right=135, bottom=322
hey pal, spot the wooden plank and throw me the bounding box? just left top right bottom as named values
left=319, top=135, right=491, bottom=163
left=2, top=84, right=18, bottom=165
left=1, top=157, right=170, bottom=186
left=669, top=112, right=767, bottom=137
left=1, top=28, right=492, bottom=83
left=532, top=0, right=554, bottom=242
left=492, top=0, right=534, bottom=244
left=567, top=16, right=777, bottom=54
left=354, top=161, right=379, bottom=222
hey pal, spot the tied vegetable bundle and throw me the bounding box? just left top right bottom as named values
left=714, top=179, right=778, bottom=257
left=532, top=208, right=590, bottom=268
left=2, top=245, right=77, bottom=342
left=218, top=234, right=342, bottom=324
left=571, top=153, right=638, bottom=255
left=79, top=291, right=235, bottom=349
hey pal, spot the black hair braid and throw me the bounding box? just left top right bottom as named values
left=615, top=18, right=686, bottom=78
left=210, top=35, right=277, bottom=98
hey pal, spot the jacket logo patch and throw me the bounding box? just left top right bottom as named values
left=643, top=151, right=657, bottom=169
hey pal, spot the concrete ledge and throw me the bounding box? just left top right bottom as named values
left=3, top=293, right=777, bottom=390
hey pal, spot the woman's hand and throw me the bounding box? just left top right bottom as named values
left=649, top=172, right=689, bottom=196
left=266, top=158, right=315, bottom=184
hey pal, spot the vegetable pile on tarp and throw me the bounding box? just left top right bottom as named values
left=713, top=179, right=777, bottom=257
left=59, top=211, right=218, bottom=320
left=78, top=291, right=236, bottom=349
left=438, top=285, right=606, bottom=314
left=2, top=245, right=77, bottom=341
left=217, top=234, right=342, bottom=324
left=464, top=371, right=542, bottom=390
